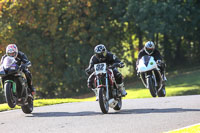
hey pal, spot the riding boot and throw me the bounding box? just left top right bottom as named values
left=92, top=88, right=98, bottom=101
left=30, top=85, right=36, bottom=96
left=162, top=71, right=167, bottom=81
left=88, top=82, right=98, bottom=101
left=161, top=71, right=167, bottom=86
left=117, top=83, right=127, bottom=97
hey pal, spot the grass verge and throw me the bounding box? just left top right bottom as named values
left=0, top=97, right=96, bottom=112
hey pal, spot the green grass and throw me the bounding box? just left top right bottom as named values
left=124, top=68, right=200, bottom=99
left=0, top=69, right=200, bottom=112
left=0, top=97, right=96, bottom=112
left=166, top=124, right=200, bottom=133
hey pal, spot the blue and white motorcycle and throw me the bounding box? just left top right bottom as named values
left=137, top=55, right=166, bottom=97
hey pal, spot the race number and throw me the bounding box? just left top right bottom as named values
left=94, top=63, right=106, bottom=74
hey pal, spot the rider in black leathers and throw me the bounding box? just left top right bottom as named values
left=136, top=41, right=167, bottom=81
left=0, top=44, right=36, bottom=95
left=85, top=44, right=127, bottom=99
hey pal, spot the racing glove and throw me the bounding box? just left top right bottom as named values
left=156, top=60, right=162, bottom=67
left=118, top=62, right=125, bottom=68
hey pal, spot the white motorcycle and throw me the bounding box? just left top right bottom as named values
left=137, top=55, right=166, bottom=97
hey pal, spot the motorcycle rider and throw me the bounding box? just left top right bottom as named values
left=136, top=41, right=167, bottom=82
left=85, top=44, right=127, bottom=100
left=0, top=44, right=36, bottom=95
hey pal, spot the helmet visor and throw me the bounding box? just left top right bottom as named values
left=7, top=52, right=17, bottom=57
left=146, top=48, right=154, bottom=54
left=96, top=51, right=106, bottom=59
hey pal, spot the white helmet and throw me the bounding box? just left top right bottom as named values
left=144, top=41, right=155, bottom=55
left=94, top=44, right=107, bottom=60
left=6, top=44, right=18, bottom=58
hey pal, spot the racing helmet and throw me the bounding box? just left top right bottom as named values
left=144, top=41, right=155, bottom=55
left=94, top=44, right=107, bottom=60
left=6, top=44, right=18, bottom=58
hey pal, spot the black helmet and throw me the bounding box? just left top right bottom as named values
left=94, top=44, right=107, bottom=60
left=144, top=41, right=155, bottom=55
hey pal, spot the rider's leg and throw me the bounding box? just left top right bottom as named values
left=113, top=69, right=127, bottom=96
left=87, top=72, right=98, bottom=100
left=160, top=63, right=167, bottom=81
left=23, top=69, right=36, bottom=95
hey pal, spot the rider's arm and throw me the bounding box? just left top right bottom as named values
left=136, top=50, right=144, bottom=66
left=85, top=55, right=95, bottom=75
left=110, top=52, right=120, bottom=64
left=111, top=53, right=124, bottom=68
left=18, top=51, right=31, bottom=67
left=153, top=49, right=163, bottom=61
left=0, top=55, right=6, bottom=65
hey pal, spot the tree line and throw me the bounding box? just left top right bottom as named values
left=0, top=0, right=199, bottom=102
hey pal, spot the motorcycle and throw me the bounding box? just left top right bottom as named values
left=0, top=56, right=33, bottom=114
left=137, top=55, right=166, bottom=97
left=94, top=63, right=123, bottom=114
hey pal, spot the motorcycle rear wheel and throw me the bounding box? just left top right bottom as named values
left=99, top=87, right=109, bottom=114
left=4, top=82, right=16, bottom=108
left=21, top=97, right=33, bottom=114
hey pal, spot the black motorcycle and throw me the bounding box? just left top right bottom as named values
left=0, top=56, right=33, bottom=113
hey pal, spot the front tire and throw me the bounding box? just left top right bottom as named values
left=113, top=97, right=122, bottom=111
left=21, top=97, right=33, bottom=114
left=147, top=77, right=157, bottom=97
left=99, top=87, right=109, bottom=114
left=4, top=82, right=16, bottom=108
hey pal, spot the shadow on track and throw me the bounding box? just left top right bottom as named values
left=111, top=108, right=200, bottom=114
left=27, top=108, right=200, bottom=117
left=28, top=111, right=101, bottom=117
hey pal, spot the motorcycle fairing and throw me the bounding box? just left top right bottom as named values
left=138, top=55, right=159, bottom=73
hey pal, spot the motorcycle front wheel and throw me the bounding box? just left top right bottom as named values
left=99, top=87, right=109, bottom=114
left=147, top=77, right=157, bottom=97
left=4, top=82, right=16, bottom=108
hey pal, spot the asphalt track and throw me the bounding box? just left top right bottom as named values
left=0, top=95, right=200, bottom=133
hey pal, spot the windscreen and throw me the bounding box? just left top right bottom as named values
left=143, top=55, right=151, bottom=67
left=2, top=56, right=16, bottom=69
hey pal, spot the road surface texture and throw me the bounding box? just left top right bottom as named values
left=0, top=95, right=200, bottom=133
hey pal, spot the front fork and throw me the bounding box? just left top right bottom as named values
left=141, top=71, right=157, bottom=88
left=144, top=71, right=157, bottom=87
left=152, top=71, right=157, bottom=87
left=96, top=73, right=109, bottom=101
left=5, top=80, right=16, bottom=94
left=105, top=73, right=109, bottom=100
